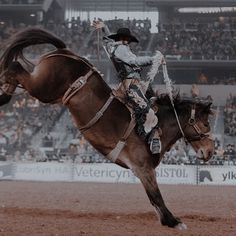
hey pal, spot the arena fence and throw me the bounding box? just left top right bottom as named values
left=0, top=162, right=235, bottom=186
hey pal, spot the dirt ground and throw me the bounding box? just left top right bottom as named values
left=0, top=181, right=235, bottom=236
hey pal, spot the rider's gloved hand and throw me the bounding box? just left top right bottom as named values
left=92, top=19, right=105, bottom=30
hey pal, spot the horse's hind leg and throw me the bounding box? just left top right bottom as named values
left=0, top=61, right=31, bottom=106
left=133, top=166, right=187, bottom=229
left=0, top=79, right=18, bottom=106
left=0, top=93, right=12, bottom=106
left=3, top=61, right=30, bottom=89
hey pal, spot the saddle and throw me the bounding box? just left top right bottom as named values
left=113, top=83, right=158, bottom=112
left=112, top=85, right=162, bottom=156
left=112, top=84, right=159, bottom=134
left=112, top=84, right=160, bottom=139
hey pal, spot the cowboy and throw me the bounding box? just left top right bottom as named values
left=93, top=20, right=161, bottom=154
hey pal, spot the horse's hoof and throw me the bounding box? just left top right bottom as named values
left=175, top=223, right=187, bottom=230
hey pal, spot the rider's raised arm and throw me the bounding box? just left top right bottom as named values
left=93, top=20, right=114, bottom=54
left=92, top=19, right=111, bottom=37
left=114, top=44, right=153, bottom=67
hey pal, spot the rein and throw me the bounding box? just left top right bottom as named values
left=161, top=58, right=210, bottom=143
left=162, top=61, right=187, bottom=142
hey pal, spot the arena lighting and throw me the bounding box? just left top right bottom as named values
left=0, top=21, right=5, bottom=25
left=178, top=7, right=236, bottom=13
left=30, top=14, right=36, bottom=17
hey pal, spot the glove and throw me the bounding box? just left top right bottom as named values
left=92, top=20, right=105, bottom=30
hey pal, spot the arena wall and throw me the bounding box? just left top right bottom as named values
left=154, top=85, right=236, bottom=106
left=0, top=162, right=235, bottom=186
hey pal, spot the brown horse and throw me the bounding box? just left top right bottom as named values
left=0, top=28, right=214, bottom=229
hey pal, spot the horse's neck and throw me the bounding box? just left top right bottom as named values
left=158, top=104, right=187, bottom=154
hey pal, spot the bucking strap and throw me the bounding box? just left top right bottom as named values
left=80, top=94, right=115, bottom=132
left=106, top=116, right=136, bottom=163
left=62, top=69, right=94, bottom=105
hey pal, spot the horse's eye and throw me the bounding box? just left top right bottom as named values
left=204, top=123, right=209, bottom=128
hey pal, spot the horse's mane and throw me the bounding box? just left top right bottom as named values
left=155, top=92, right=213, bottom=117
left=155, top=93, right=181, bottom=106
left=146, top=87, right=184, bottom=106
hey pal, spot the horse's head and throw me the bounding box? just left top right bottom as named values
left=182, top=101, right=214, bottom=162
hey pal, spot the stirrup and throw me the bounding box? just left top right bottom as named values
left=150, top=138, right=161, bottom=154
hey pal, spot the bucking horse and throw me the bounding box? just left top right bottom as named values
left=0, top=28, right=214, bottom=229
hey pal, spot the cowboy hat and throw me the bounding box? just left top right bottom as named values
left=107, top=28, right=139, bottom=43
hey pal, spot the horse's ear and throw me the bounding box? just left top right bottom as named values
left=204, top=102, right=213, bottom=115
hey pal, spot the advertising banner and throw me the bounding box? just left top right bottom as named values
left=14, top=162, right=72, bottom=181
left=198, top=165, right=236, bottom=186
left=155, top=164, right=197, bottom=185
left=73, top=164, right=197, bottom=185
left=10, top=162, right=236, bottom=186
left=72, top=163, right=135, bottom=183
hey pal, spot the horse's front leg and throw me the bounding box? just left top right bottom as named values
left=133, top=166, right=187, bottom=229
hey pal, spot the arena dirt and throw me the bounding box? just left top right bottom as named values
left=0, top=181, right=235, bottom=236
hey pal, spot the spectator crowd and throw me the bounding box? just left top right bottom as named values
left=0, top=91, right=234, bottom=165
left=1, top=16, right=236, bottom=60
left=224, top=94, right=236, bottom=136
left=156, top=20, right=236, bottom=60
left=0, top=15, right=236, bottom=165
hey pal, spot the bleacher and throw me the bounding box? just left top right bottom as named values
left=0, top=0, right=235, bottom=164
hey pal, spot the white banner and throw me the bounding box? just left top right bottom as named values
left=72, top=164, right=135, bottom=183
left=198, top=165, right=236, bottom=186
left=14, top=163, right=72, bottom=181
left=155, top=164, right=197, bottom=185
left=73, top=164, right=196, bottom=185
left=10, top=162, right=236, bottom=185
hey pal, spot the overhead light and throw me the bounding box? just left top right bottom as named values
left=178, top=7, right=236, bottom=14
left=30, top=14, right=36, bottom=17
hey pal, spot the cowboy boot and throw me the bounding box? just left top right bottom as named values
left=149, top=128, right=162, bottom=154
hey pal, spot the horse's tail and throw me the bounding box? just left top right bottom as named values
left=0, top=28, right=66, bottom=71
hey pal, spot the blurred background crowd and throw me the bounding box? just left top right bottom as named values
left=1, top=17, right=236, bottom=60
left=0, top=0, right=236, bottom=165
left=0, top=89, right=235, bottom=166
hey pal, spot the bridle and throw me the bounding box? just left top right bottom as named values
left=171, top=101, right=212, bottom=145
left=184, top=103, right=212, bottom=142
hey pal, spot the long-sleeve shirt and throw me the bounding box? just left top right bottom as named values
left=102, top=25, right=153, bottom=80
